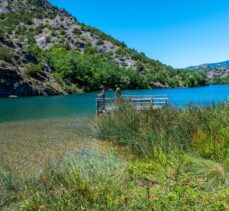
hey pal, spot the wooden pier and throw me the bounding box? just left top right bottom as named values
left=96, top=95, right=168, bottom=116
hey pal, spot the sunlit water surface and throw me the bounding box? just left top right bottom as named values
left=0, top=85, right=228, bottom=176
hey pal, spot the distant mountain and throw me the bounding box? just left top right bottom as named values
left=185, top=60, right=229, bottom=84
left=186, top=60, right=229, bottom=71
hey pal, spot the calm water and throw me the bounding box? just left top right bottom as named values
left=0, top=85, right=228, bottom=123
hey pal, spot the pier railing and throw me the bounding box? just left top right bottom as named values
left=96, top=95, right=168, bottom=116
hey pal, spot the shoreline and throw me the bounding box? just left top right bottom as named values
left=1, top=83, right=228, bottom=99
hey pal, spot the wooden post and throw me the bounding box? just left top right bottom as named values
left=96, top=98, right=98, bottom=116
left=165, top=98, right=168, bottom=108
left=151, top=97, right=153, bottom=108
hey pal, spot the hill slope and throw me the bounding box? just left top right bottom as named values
left=187, top=60, right=229, bottom=70
left=185, top=60, right=229, bottom=84
left=0, top=0, right=207, bottom=97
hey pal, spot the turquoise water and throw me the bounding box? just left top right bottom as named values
left=0, top=85, right=228, bottom=123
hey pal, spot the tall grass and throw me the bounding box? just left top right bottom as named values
left=94, top=102, right=229, bottom=163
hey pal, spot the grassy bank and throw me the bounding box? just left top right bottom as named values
left=95, top=102, right=229, bottom=162
left=1, top=103, right=229, bottom=210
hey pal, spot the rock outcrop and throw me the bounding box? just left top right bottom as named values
left=0, top=66, right=37, bottom=97
left=0, top=65, right=61, bottom=97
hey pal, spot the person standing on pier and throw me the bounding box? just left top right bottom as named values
left=115, top=86, right=122, bottom=98
left=98, top=85, right=105, bottom=99
left=98, top=85, right=106, bottom=113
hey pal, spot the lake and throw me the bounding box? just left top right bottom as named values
left=0, top=85, right=229, bottom=123
left=0, top=84, right=228, bottom=176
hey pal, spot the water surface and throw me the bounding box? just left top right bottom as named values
left=0, top=85, right=228, bottom=176
left=0, top=85, right=228, bottom=123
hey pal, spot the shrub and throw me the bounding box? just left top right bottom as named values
left=27, top=34, right=36, bottom=44
left=45, top=35, right=51, bottom=43
left=35, top=23, right=44, bottom=34
left=73, top=28, right=82, bottom=36
left=63, top=40, right=71, bottom=50
left=26, top=44, right=42, bottom=59
left=122, top=62, right=128, bottom=67
left=0, top=47, right=14, bottom=63
left=96, top=39, right=104, bottom=46
left=21, top=14, right=33, bottom=25
left=25, top=64, right=45, bottom=79
left=31, top=0, right=44, bottom=7
left=15, top=25, right=27, bottom=36
left=0, top=79, right=6, bottom=85
left=59, top=29, right=65, bottom=35
left=35, top=13, right=43, bottom=19
left=51, top=30, right=56, bottom=36
left=0, top=59, right=7, bottom=66
left=0, top=29, right=4, bottom=41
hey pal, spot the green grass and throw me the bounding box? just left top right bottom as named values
left=1, top=104, right=228, bottom=210
left=1, top=150, right=228, bottom=210
left=94, top=102, right=229, bottom=162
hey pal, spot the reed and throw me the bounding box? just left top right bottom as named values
left=94, top=102, right=229, bottom=163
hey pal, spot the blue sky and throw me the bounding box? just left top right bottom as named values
left=49, top=0, right=229, bottom=68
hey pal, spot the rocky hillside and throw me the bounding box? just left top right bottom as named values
left=185, top=60, right=229, bottom=84
left=187, top=60, right=229, bottom=70
left=0, top=0, right=208, bottom=97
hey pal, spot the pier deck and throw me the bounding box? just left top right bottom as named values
left=96, top=95, right=168, bottom=116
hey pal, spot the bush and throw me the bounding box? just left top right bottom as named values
left=35, top=13, right=43, bottom=19
left=0, top=79, right=6, bottom=85
left=45, top=35, right=51, bottom=43
left=59, top=29, right=65, bottom=35
left=73, top=28, right=82, bottom=36
left=96, top=39, right=104, bottom=46
left=35, top=23, right=44, bottom=34
left=0, top=29, right=4, bottom=41
left=21, top=14, right=33, bottom=25
left=0, top=47, right=14, bottom=63
left=15, top=25, right=27, bottom=36
left=26, top=44, right=42, bottom=60
left=27, top=34, right=36, bottom=44
left=25, top=64, right=45, bottom=79
left=0, top=59, right=7, bottom=66
left=51, top=30, right=57, bottom=37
